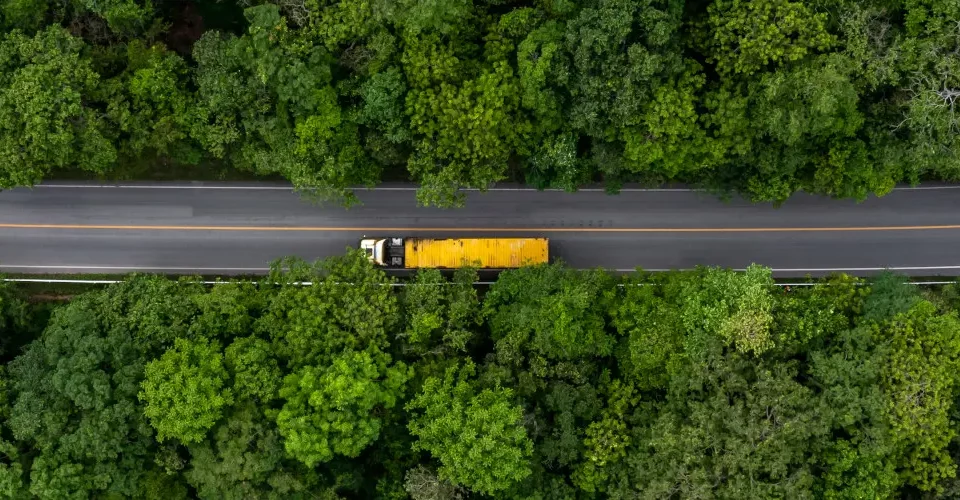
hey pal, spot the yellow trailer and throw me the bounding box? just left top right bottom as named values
left=360, top=237, right=549, bottom=269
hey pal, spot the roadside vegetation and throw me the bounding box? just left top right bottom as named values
left=0, top=0, right=958, bottom=205
left=4, top=250, right=960, bottom=498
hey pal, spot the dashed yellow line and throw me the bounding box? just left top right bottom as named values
left=2, top=223, right=960, bottom=232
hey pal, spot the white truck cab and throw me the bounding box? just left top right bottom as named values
left=359, top=237, right=406, bottom=267
left=359, top=238, right=386, bottom=266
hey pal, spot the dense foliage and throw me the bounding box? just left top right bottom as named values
left=0, top=0, right=957, bottom=204
left=3, top=253, right=960, bottom=498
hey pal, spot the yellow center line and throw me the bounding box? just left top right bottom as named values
left=1, top=223, right=960, bottom=232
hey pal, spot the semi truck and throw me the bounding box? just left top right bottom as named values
left=359, top=237, right=549, bottom=269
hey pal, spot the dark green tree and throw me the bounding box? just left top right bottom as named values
left=7, top=288, right=170, bottom=497
left=102, top=41, right=200, bottom=168
left=400, top=268, right=481, bottom=356
left=259, top=252, right=399, bottom=368
left=186, top=403, right=322, bottom=499
left=191, top=5, right=377, bottom=202
left=0, top=366, right=26, bottom=498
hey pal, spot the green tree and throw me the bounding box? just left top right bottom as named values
left=594, top=266, right=835, bottom=496
left=400, top=268, right=480, bottom=356
left=0, top=366, right=26, bottom=498
left=698, top=0, right=834, bottom=75
left=0, top=0, right=49, bottom=32
left=811, top=321, right=900, bottom=498
left=402, top=28, right=530, bottom=206
left=862, top=271, right=919, bottom=323
left=225, top=336, right=282, bottom=404
left=102, top=41, right=199, bottom=168
left=407, top=362, right=533, bottom=495
left=140, top=337, right=233, bottom=444
left=879, top=300, right=960, bottom=491
left=703, top=51, right=896, bottom=202
left=86, top=275, right=201, bottom=349
left=806, top=285, right=960, bottom=496
left=610, top=270, right=689, bottom=390
left=686, top=264, right=776, bottom=355
left=355, top=64, right=413, bottom=168
left=405, top=61, right=525, bottom=206
left=0, top=278, right=29, bottom=358
left=190, top=281, right=266, bottom=339
left=622, top=359, right=828, bottom=498
left=186, top=403, right=320, bottom=499
left=0, top=27, right=115, bottom=188
left=516, top=21, right=566, bottom=135
left=571, top=379, right=638, bottom=492
left=4, top=276, right=200, bottom=499
left=483, top=264, right=617, bottom=364
left=772, top=273, right=867, bottom=352
left=277, top=348, right=411, bottom=466
left=480, top=263, right=612, bottom=476
left=357, top=66, right=412, bottom=146
left=76, top=0, right=153, bottom=33
left=836, top=4, right=904, bottom=92
left=191, top=5, right=377, bottom=203
left=392, top=0, right=473, bottom=36
left=896, top=17, right=960, bottom=181
left=562, top=0, right=684, bottom=139
left=620, top=64, right=719, bottom=182
left=560, top=0, right=717, bottom=187
left=7, top=296, right=156, bottom=498
left=260, top=252, right=399, bottom=368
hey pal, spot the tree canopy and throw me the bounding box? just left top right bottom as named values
left=2, top=257, right=960, bottom=497
left=0, top=0, right=957, bottom=205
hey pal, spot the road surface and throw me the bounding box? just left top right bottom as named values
left=1, top=182, right=959, bottom=277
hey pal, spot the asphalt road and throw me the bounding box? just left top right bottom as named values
left=1, top=182, right=960, bottom=277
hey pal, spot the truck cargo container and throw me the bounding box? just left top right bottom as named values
left=359, top=237, right=549, bottom=269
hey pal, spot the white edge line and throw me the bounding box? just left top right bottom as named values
left=4, top=279, right=955, bottom=287
left=29, top=183, right=960, bottom=192
left=0, top=265, right=271, bottom=271
left=5, top=265, right=960, bottom=272
left=619, top=266, right=960, bottom=272
left=30, top=184, right=694, bottom=193
left=35, top=184, right=295, bottom=190
left=4, top=279, right=499, bottom=286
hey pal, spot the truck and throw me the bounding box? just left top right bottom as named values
left=359, top=237, right=549, bottom=269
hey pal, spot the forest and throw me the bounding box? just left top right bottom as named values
left=0, top=0, right=957, bottom=205
left=2, top=251, right=960, bottom=498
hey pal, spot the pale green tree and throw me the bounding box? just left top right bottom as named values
left=277, top=348, right=411, bottom=466
left=140, top=337, right=234, bottom=444
left=407, top=362, right=533, bottom=495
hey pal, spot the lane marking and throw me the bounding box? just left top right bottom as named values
left=3, top=223, right=960, bottom=232
left=0, top=278, right=501, bottom=286
left=30, top=184, right=691, bottom=192
left=28, top=183, right=960, bottom=192
left=35, top=184, right=294, bottom=191
left=3, top=265, right=960, bottom=273
left=2, top=278, right=957, bottom=287
left=738, top=266, right=960, bottom=272
left=0, top=265, right=271, bottom=271
left=633, top=266, right=960, bottom=272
